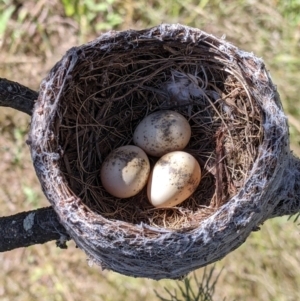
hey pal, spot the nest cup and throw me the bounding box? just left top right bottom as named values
left=29, top=24, right=289, bottom=279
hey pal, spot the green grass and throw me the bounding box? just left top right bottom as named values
left=0, top=0, right=300, bottom=300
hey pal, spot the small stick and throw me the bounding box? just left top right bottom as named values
left=215, top=127, right=225, bottom=207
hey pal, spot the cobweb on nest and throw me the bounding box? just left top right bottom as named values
left=28, top=24, right=291, bottom=279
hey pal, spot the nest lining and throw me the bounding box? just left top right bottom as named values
left=55, top=38, right=262, bottom=229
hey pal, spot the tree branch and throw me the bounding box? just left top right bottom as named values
left=0, top=206, right=70, bottom=252
left=268, top=154, right=300, bottom=219
left=0, top=78, right=300, bottom=252
left=0, top=77, right=37, bottom=115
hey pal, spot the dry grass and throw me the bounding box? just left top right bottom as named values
left=0, top=0, right=300, bottom=300
left=53, top=39, right=262, bottom=229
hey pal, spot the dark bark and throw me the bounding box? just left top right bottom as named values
left=0, top=207, right=70, bottom=252
left=0, top=77, right=37, bottom=115
left=267, top=154, right=300, bottom=219
left=0, top=78, right=299, bottom=252
left=0, top=78, right=72, bottom=252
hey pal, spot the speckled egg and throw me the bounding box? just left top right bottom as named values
left=147, top=151, right=201, bottom=208
left=133, top=110, right=191, bottom=157
left=101, top=145, right=150, bottom=198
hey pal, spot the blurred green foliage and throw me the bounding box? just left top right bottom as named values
left=61, top=0, right=123, bottom=34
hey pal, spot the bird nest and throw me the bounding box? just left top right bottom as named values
left=29, top=24, right=289, bottom=279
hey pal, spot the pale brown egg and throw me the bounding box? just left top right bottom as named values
left=101, top=145, right=150, bottom=198
left=147, top=151, right=201, bottom=208
left=133, top=110, right=191, bottom=157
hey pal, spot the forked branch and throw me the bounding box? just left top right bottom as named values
left=0, top=78, right=299, bottom=252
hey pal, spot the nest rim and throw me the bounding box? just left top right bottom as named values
left=29, top=24, right=289, bottom=279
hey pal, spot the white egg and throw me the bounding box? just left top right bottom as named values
left=101, top=145, right=150, bottom=198
left=133, top=110, right=191, bottom=157
left=147, top=151, right=201, bottom=208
